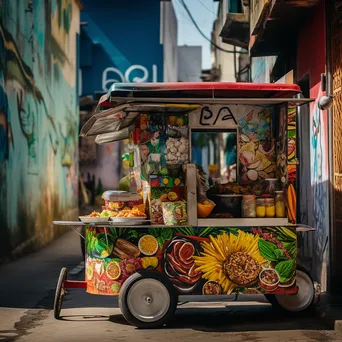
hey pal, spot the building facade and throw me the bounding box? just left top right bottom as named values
left=211, top=0, right=250, bottom=82
left=245, top=0, right=342, bottom=293
left=0, top=0, right=81, bottom=259
left=177, top=46, right=202, bottom=82
left=78, top=0, right=178, bottom=193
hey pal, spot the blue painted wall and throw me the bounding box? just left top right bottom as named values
left=80, top=0, right=164, bottom=96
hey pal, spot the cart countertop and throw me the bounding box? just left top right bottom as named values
left=52, top=221, right=315, bottom=232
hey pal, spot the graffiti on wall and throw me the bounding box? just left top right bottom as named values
left=0, top=0, right=80, bottom=257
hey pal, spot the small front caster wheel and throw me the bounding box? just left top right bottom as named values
left=119, top=271, right=178, bottom=329
left=53, top=267, right=68, bottom=319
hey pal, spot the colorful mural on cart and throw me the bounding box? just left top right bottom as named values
left=238, top=107, right=276, bottom=184
left=85, top=226, right=297, bottom=296
left=0, top=1, right=80, bottom=258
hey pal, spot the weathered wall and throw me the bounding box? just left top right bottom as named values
left=296, top=0, right=329, bottom=291
left=0, top=0, right=80, bottom=259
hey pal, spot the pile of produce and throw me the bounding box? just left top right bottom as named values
left=165, top=137, right=189, bottom=164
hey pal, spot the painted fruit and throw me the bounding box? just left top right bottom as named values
left=177, top=242, right=195, bottom=264
left=111, top=281, right=121, bottom=294
left=106, top=261, right=121, bottom=280
left=87, top=265, right=94, bottom=280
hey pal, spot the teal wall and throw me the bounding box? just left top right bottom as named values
left=0, top=0, right=80, bottom=258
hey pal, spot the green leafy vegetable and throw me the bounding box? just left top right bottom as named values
left=148, top=228, right=175, bottom=249
left=275, top=259, right=295, bottom=283
left=258, top=239, right=278, bottom=261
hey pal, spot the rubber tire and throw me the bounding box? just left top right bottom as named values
left=53, top=268, right=68, bottom=319
left=119, top=271, right=178, bottom=329
left=265, top=269, right=315, bottom=314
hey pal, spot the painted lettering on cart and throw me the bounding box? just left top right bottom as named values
left=199, top=106, right=237, bottom=126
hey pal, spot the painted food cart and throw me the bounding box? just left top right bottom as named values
left=53, top=82, right=320, bottom=328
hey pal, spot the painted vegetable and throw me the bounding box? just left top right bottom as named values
left=287, top=183, right=297, bottom=222
left=113, top=238, right=140, bottom=259
left=142, top=256, right=159, bottom=269
left=275, top=259, right=295, bottom=283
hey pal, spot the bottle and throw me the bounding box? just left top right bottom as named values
left=256, top=198, right=266, bottom=218
left=242, top=195, right=256, bottom=218
left=275, top=191, right=285, bottom=218
left=265, top=198, right=275, bottom=218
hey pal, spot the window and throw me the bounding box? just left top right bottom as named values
left=191, top=130, right=237, bottom=182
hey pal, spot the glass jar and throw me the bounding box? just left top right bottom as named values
left=242, top=195, right=256, bottom=218
left=256, top=198, right=266, bottom=218
left=275, top=191, right=285, bottom=218
left=265, top=198, right=275, bottom=218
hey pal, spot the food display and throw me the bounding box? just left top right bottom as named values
left=165, top=137, right=189, bottom=164
left=242, top=195, right=256, bottom=218
left=149, top=187, right=185, bottom=225
left=162, top=201, right=187, bottom=225
left=68, top=103, right=299, bottom=301
left=256, top=198, right=266, bottom=218
left=275, top=191, right=285, bottom=218
left=110, top=208, right=146, bottom=218
left=265, top=198, right=276, bottom=218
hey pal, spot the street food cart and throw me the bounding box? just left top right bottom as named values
left=53, top=82, right=320, bottom=328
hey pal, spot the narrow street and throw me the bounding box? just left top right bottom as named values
left=0, top=231, right=340, bottom=342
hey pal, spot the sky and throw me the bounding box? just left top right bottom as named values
left=172, top=0, right=219, bottom=70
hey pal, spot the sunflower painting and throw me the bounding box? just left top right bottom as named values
left=193, top=230, right=267, bottom=294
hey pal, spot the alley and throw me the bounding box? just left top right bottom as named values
left=0, top=231, right=340, bottom=342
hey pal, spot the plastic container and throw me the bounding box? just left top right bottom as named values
left=256, top=198, right=266, bottom=218
left=102, top=191, right=143, bottom=212
left=242, top=195, right=256, bottom=218
left=265, top=198, right=275, bottom=218
left=275, top=191, right=285, bottom=218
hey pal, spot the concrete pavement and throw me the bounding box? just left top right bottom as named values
left=1, top=230, right=342, bottom=341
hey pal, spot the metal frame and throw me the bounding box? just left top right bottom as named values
left=109, top=97, right=314, bottom=107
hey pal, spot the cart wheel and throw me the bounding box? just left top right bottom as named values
left=119, top=271, right=178, bottom=329
left=265, top=269, right=315, bottom=313
left=54, top=267, right=68, bottom=319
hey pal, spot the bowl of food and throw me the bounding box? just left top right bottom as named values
left=197, top=200, right=216, bottom=218
left=259, top=268, right=280, bottom=292
left=202, top=281, right=221, bottom=295
left=223, top=252, right=260, bottom=286
left=138, top=235, right=159, bottom=256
